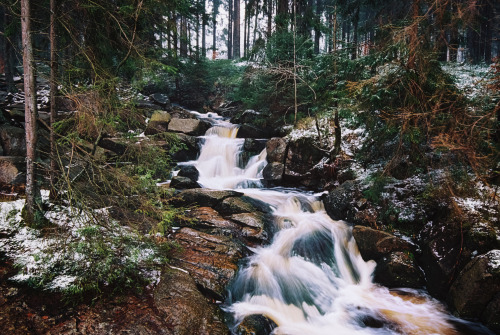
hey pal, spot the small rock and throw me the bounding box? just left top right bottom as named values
left=0, top=125, right=26, bottom=156
left=352, top=225, right=415, bottom=261
left=236, top=314, right=277, bottom=335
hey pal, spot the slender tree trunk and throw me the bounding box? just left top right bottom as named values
left=212, top=0, right=219, bottom=58
left=352, top=6, right=359, bottom=59
left=173, top=14, right=178, bottom=58
left=314, top=0, right=322, bottom=54
left=202, top=0, right=206, bottom=58
left=233, top=0, right=241, bottom=59
left=4, top=6, right=15, bottom=92
left=180, top=15, right=188, bottom=57
left=332, top=6, right=337, bottom=52
left=253, top=0, right=260, bottom=47
left=21, top=0, right=40, bottom=225
left=267, top=0, right=272, bottom=37
left=293, top=0, right=298, bottom=124
left=244, top=0, right=248, bottom=58
left=228, top=0, right=233, bottom=59
left=49, top=0, right=58, bottom=199
left=0, top=5, right=5, bottom=74
left=277, top=0, right=288, bottom=32
left=196, top=7, right=200, bottom=59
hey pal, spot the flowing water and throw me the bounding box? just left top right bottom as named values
left=187, top=112, right=490, bottom=335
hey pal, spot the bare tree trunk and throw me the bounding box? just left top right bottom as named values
left=180, top=15, right=188, bottom=57
left=202, top=0, right=206, bottom=58
left=228, top=0, right=233, bottom=59
left=352, top=6, right=359, bottom=59
left=314, top=0, right=322, bottom=54
left=253, top=0, right=260, bottom=46
left=293, top=0, right=298, bottom=124
left=21, top=0, right=40, bottom=225
left=267, top=0, right=272, bottom=37
left=233, top=0, right=241, bottom=59
left=244, top=0, right=248, bottom=58
left=4, top=6, right=15, bottom=92
left=49, top=0, right=58, bottom=199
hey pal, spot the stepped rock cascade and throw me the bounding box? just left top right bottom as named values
left=188, top=112, right=484, bottom=335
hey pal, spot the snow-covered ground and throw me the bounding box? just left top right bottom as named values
left=442, top=62, right=491, bottom=98
left=0, top=191, right=163, bottom=292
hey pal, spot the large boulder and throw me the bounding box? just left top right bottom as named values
left=419, top=221, right=463, bottom=298
left=170, top=176, right=201, bottom=189
left=170, top=134, right=200, bottom=162
left=149, top=93, right=171, bottom=110
left=323, top=180, right=362, bottom=222
left=266, top=137, right=287, bottom=164
left=352, top=226, right=415, bottom=261
left=0, top=125, right=26, bottom=156
left=0, top=157, right=24, bottom=188
left=168, top=118, right=210, bottom=136
left=236, top=124, right=271, bottom=139
left=284, top=137, right=324, bottom=178
left=374, top=251, right=425, bottom=288
left=173, top=227, right=246, bottom=299
left=152, top=268, right=229, bottom=335
left=173, top=188, right=243, bottom=208
left=144, top=111, right=172, bottom=135
left=448, top=250, right=500, bottom=326
left=98, top=137, right=129, bottom=156
left=177, top=165, right=200, bottom=181
left=262, top=162, right=284, bottom=183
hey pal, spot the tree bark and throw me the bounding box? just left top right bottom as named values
left=267, top=0, right=272, bottom=37
left=49, top=0, right=58, bottom=199
left=228, top=0, right=233, bottom=59
left=21, top=0, right=40, bottom=225
left=233, top=0, right=241, bottom=59
left=202, top=0, right=206, bottom=58
left=179, top=15, right=188, bottom=57
left=314, top=0, right=322, bottom=54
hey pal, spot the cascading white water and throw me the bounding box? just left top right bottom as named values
left=190, top=112, right=481, bottom=335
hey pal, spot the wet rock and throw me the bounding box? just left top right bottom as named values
left=236, top=314, right=277, bottom=335
left=185, top=207, right=239, bottom=233
left=153, top=268, right=229, bottom=335
left=169, top=106, right=197, bottom=119
left=284, top=137, right=324, bottom=175
left=170, top=176, right=201, bottom=189
left=168, top=118, right=210, bottom=136
left=266, top=137, right=287, bottom=164
left=419, top=221, right=463, bottom=298
left=170, top=133, right=200, bottom=162
left=324, top=180, right=361, bottom=221
left=144, top=111, right=172, bottom=135
left=482, top=293, right=500, bottom=332
left=174, top=188, right=243, bottom=208
left=0, top=125, right=26, bottom=156
left=352, top=226, right=415, bottom=261
left=262, top=162, right=284, bottom=182
left=244, top=138, right=267, bottom=153
left=374, top=251, right=425, bottom=288
left=149, top=93, right=171, bottom=110
left=229, top=212, right=274, bottom=243
left=448, top=250, right=500, bottom=321
left=173, top=227, right=245, bottom=299
left=178, top=165, right=199, bottom=181
left=135, top=99, right=159, bottom=110
left=465, top=221, right=499, bottom=255
left=237, top=124, right=270, bottom=139
left=217, top=195, right=271, bottom=215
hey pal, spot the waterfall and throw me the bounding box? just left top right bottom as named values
left=190, top=113, right=475, bottom=335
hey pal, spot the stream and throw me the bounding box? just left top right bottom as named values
left=185, top=111, right=490, bottom=335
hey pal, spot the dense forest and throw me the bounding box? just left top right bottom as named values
left=0, top=0, right=500, bottom=334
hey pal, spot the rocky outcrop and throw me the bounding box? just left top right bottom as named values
left=266, top=137, right=287, bottom=164
left=352, top=226, right=415, bottom=261
left=170, top=134, right=200, bottom=162
left=323, top=180, right=363, bottom=222
left=448, top=250, right=500, bottom=330
left=173, top=189, right=243, bottom=208
left=168, top=118, right=211, bottom=136
left=236, top=124, right=271, bottom=139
